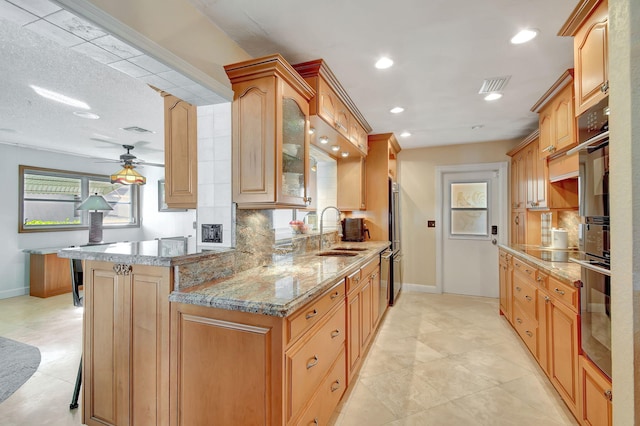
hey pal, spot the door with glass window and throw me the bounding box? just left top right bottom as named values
left=442, top=170, right=499, bottom=297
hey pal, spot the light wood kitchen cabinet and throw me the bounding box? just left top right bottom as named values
left=578, top=355, right=612, bottom=426
left=533, top=71, right=576, bottom=158
left=224, top=54, right=315, bottom=209
left=164, top=94, right=197, bottom=209
left=29, top=253, right=73, bottom=298
left=525, top=138, right=548, bottom=208
left=511, top=149, right=527, bottom=210
left=560, top=0, right=608, bottom=115
left=83, top=260, right=171, bottom=426
left=498, top=249, right=512, bottom=320
left=511, top=211, right=526, bottom=246
left=365, top=133, right=402, bottom=241
left=337, top=155, right=366, bottom=211
left=548, top=290, right=580, bottom=417
left=293, top=59, right=371, bottom=158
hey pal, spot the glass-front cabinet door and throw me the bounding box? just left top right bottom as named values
left=281, top=97, right=307, bottom=203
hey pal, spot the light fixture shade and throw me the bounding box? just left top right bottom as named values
left=76, top=193, right=113, bottom=211
left=110, top=164, right=146, bottom=185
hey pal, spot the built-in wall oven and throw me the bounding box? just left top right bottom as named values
left=569, top=96, right=611, bottom=378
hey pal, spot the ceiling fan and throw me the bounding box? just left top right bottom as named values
left=99, top=145, right=164, bottom=185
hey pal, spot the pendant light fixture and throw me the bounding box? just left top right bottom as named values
left=110, top=164, right=146, bottom=185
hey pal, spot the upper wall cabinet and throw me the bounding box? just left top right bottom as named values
left=224, top=54, right=315, bottom=209
left=531, top=70, right=576, bottom=159
left=164, top=94, right=198, bottom=209
left=559, top=0, right=609, bottom=115
left=292, top=60, right=372, bottom=158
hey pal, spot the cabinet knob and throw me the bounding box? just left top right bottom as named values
left=313, top=418, right=319, bottom=426
left=516, top=317, right=523, bottom=324
left=330, top=329, right=341, bottom=338
left=525, top=295, right=532, bottom=302
left=601, top=81, right=609, bottom=93
left=303, top=196, right=312, bottom=206
left=330, top=291, right=340, bottom=300
left=307, top=355, right=319, bottom=369
left=545, top=296, right=551, bottom=303
left=604, top=389, right=613, bottom=401
left=331, top=379, right=341, bottom=392
left=306, top=309, right=318, bottom=320
left=514, top=216, right=520, bottom=225
left=525, top=330, right=533, bottom=338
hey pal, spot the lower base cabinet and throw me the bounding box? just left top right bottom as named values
left=29, top=253, right=73, bottom=298
left=83, top=261, right=172, bottom=426
left=548, top=295, right=579, bottom=416
left=578, top=355, right=612, bottom=426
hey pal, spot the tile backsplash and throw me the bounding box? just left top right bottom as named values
left=558, top=210, right=580, bottom=248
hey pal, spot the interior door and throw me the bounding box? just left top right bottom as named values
left=442, top=169, right=500, bottom=297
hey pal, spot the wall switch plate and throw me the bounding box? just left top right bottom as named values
left=428, top=220, right=436, bottom=228
left=202, top=224, right=222, bottom=243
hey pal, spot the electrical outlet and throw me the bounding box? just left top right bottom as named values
left=427, top=220, right=436, bottom=228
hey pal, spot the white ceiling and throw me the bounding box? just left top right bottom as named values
left=0, top=0, right=578, bottom=164
left=190, top=0, right=578, bottom=149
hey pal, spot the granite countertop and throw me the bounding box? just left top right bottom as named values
left=498, top=243, right=581, bottom=284
left=56, top=239, right=234, bottom=267
left=169, top=241, right=390, bottom=317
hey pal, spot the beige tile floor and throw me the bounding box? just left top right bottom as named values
left=0, top=291, right=578, bottom=425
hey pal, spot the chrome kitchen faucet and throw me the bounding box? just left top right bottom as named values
left=319, top=206, right=342, bottom=252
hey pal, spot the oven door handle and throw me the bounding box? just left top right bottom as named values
left=569, top=258, right=611, bottom=276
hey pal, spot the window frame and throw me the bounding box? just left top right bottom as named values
left=19, top=165, right=141, bottom=233
left=448, top=180, right=490, bottom=239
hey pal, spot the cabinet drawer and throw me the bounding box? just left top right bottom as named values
left=294, top=348, right=346, bottom=426
left=346, top=269, right=362, bottom=294
left=513, top=278, right=538, bottom=321
left=361, top=259, right=379, bottom=281
left=513, top=257, right=537, bottom=281
left=548, top=276, right=579, bottom=312
left=286, top=303, right=346, bottom=420
left=287, top=281, right=345, bottom=344
left=513, top=305, right=538, bottom=355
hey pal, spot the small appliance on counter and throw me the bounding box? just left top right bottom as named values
left=551, top=228, right=569, bottom=249
left=341, top=218, right=370, bottom=242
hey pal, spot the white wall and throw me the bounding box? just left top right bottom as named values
left=197, top=103, right=234, bottom=248
left=0, top=143, right=195, bottom=299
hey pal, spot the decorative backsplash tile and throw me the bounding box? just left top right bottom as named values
left=558, top=210, right=580, bottom=249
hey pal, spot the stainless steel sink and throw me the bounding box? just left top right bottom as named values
left=330, top=247, right=367, bottom=251
left=316, top=251, right=359, bottom=257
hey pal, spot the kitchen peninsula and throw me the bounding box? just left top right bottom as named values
left=58, top=235, right=389, bottom=426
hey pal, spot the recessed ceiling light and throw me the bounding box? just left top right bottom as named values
left=30, top=85, right=90, bottom=110
left=484, top=93, right=503, bottom=101
left=511, top=29, right=539, bottom=44
left=319, top=136, right=329, bottom=144
left=341, top=152, right=349, bottom=158
left=74, top=111, right=100, bottom=119
left=400, top=131, right=411, bottom=138
left=375, top=57, right=394, bottom=69
left=390, top=107, right=404, bottom=114
left=331, top=145, right=340, bottom=152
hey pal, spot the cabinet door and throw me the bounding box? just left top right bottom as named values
left=317, top=77, right=338, bottom=127
left=549, top=299, right=579, bottom=416
left=574, top=0, right=609, bottom=115
left=360, top=278, right=373, bottom=350
left=347, top=291, right=362, bottom=379
left=337, top=156, right=366, bottom=211
left=511, top=151, right=527, bottom=210
left=164, top=94, right=198, bottom=209
left=579, top=355, right=612, bottom=426
left=538, top=108, right=554, bottom=159
left=526, top=139, right=548, bottom=208
left=334, top=98, right=350, bottom=139
left=553, top=84, right=575, bottom=151
left=511, top=211, right=526, bottom=245
left=280, top=88, right=310, bottom=207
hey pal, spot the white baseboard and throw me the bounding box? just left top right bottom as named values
left=402, top=283, right=441, bottom=294
left=0, top=287, right=29, bottom=300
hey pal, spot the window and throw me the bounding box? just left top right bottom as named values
left=19, top=165, right=140, bottom=233
left=449, top=181, right=488, bottom=237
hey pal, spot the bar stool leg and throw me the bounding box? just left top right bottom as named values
left=69, top=358, right=82, bottom=409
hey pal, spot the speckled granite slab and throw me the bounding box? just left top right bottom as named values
left=57, top=240, right=234, bottom=267
left=169, top=241, right=390, bottom=317
left=499, top=244, right=581, bottom=284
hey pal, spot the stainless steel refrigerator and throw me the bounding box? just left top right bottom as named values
left=389, top=178, right=403, bottom=305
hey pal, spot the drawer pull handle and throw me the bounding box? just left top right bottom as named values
left=554, top=288, right=565, bottom=296
left=330, top=291, right=340, bottom=300
left=313, top=418, right=319, bottom=426
left=525, top=331, right=533, bottom=337
left=331, top=329, right=341, bottom=338
left=306, top=309, right=318, bottom=320
left=516, top=318, right=523, bottom=324
left=604, top=389, right=612, bottom=401
left=331, top=379, right=341, bottom=392
left=515, top=286, right=522, bottom=292
left=307, top=355, right=319, bottom=369
left=525, top=269, right=532, bottom=274
left=525, top=295, right=532, bottom=302
left=545, top=296, right=551, bottom=303
left=536, top=276, right=543, bottom=282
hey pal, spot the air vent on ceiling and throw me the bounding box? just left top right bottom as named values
left=478, top=76, right=511, bottom=94
left=121, top=126, right=154, bottom=134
